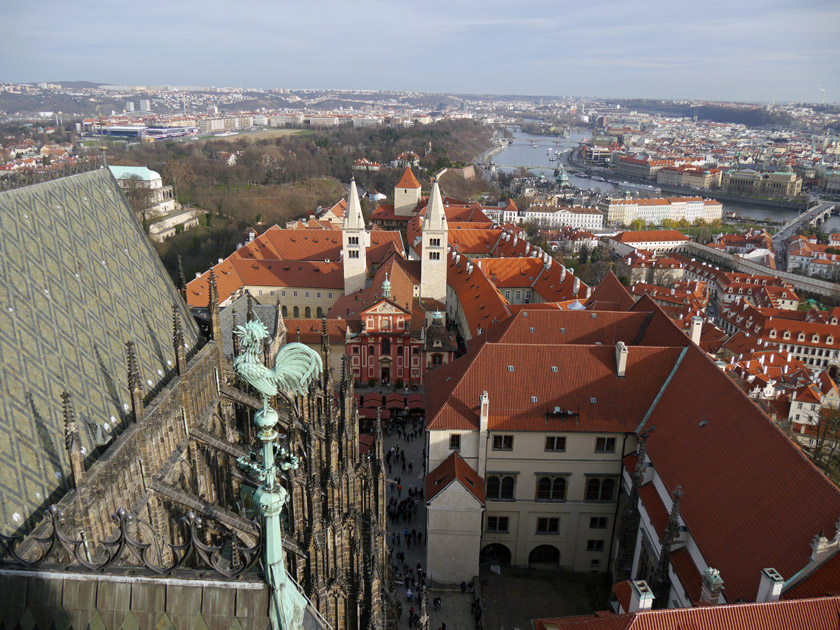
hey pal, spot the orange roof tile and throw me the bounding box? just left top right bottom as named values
left=425, top=452, right=485, bottom=504
left=396, top=167, right=421, bottom=189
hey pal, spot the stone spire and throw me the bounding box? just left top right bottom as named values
left=246, top=291, right=255, bottom=322
left=342, top=178, right=367, bottom=294
left=425, top=179, right=448, bottom=232
left=420, top=178, right=448, bottom=304
left=172, top=304, right=187, bottom=375
left=62, top=391, right=86, bottom=488
left=344, top=178, right=365, bottom=230
left=126, top=340, right=144, bottom=422
left=208, top=268, right=221, bottom=342
left=231, top=311, right=241, bottom=357
left=615, top=431, right=649, bottom=579
left=177, top=255, right=187, bottom=301
left=653, top=485, right=682, bottom=607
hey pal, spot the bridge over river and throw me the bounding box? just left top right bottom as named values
left=772, top=201, right=836, bottom=268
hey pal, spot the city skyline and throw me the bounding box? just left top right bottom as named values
left=3, top=0, right=838, bottom=104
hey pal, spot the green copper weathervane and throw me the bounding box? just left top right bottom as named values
left=233, top=320, right=323, bottom=630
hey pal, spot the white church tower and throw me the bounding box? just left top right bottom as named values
left=342, top=179, right=368, bottom=295
left=394, top=167, right=422, bottom=216
left=420, top=179, right=448, bottom=304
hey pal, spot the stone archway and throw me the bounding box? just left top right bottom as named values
left=528, top=544, right=560, bottom=569
left=480, top=543, right=512, bottom=566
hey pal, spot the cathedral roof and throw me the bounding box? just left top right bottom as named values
left=0, top=170, right=199, bottom=532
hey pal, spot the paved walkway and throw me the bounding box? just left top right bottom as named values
left=383, top=411, right=428, bottom=629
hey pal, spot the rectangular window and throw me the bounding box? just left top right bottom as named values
left=449, top=434, right=461, bottom=450
left=545, top=436, right=566, bottom=452
left=281, top=290, right=286, bottom=297
left=486, top=516, right=509, bottom=533
left=328, top=292, right=333, bottom=299
left=590, top=517, right=608, bottom=529
left=595, top=437, right=616, bottom=453
left=587, top=540, right=605, bottom=552
left=317, top=292, right=321, bottom=298
left=258, top=290, right=263, bottom=296
left=430, top=238, right=441, bottom=247
left=305, top=291, right=310, bottom=298
left=293, top=291, right=298, bottom=298
left=349, top=250, right=359, bottom=259
left=429, top=252, right=440, bottom=260
left=492, top=435, right=514, bottom=451
left=537, top=517, right=559, bottom=534
left=515, top=290, right=522, bottom=300
left=349, top=236, right=359, bottom=245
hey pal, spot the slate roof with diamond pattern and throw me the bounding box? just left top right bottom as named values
left=0, top=169, right=199, bottom=532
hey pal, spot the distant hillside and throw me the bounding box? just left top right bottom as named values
left=52, top=81, right=107, bottom=89
left=616, top=100, right=794, bottom=127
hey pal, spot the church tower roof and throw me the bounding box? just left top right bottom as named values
left=424, top=179, right=448, bottom=232
left=343, top=179, right=365, bottom=230
left=396, top=167, right=421, bottom=190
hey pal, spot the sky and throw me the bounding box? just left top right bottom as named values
left=2, top=0, right=838, bottom=103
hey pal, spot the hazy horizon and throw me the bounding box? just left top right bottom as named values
left=4, top=0, right=838, bottom=104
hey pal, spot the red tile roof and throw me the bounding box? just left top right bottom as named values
left=642, top=345, right=840, bottom=603
left=784, top=552, right=840, bottom=599
left=283, top=318, right=347, bottom=344
left=425, top=452, right=485, bottom=504
left=425, top=342, right=683, bottom=432
left=396, top=167, right=421, bottom=189
left=669, top=547, right=703, bottom=603
left=586, top=272, right=636, bottom=311
left=612, top=581, right=632, bottom=613
left=534, top=596, right=840, bottom=629
left=613, top=231, right=689, bottom=244
left=638, top=483, right=669, bottom=540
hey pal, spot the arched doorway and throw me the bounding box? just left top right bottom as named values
left=829, top=364, right=839, bottom=381
left=480, top=543, right=511, bottom=566
left=528, top=545, right=560, bottom=569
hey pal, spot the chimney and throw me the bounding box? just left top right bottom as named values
left=690, top=316, right=703, bottom=345
left=699, top=567, right=724, bottom=605
left=756, top=568, right=784, bottom=603
left=478, top=391, right=489, bottom=478
left=616, top=341, right=628, bottom=377
left=811, top=531, right=833, bottom=562
left=573, top=277, right=581, bottom=295
left=560, top=265, right=566, bottom=282
left=629, top=580, right=654, bottom=612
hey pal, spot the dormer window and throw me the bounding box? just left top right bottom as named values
left=828, top=336, right=834, bottom=345
left=812, top=334, right=820, bottom=343
left=769, top=329, right=777, bottom=339
left=798, top=333, right=806, bottom=342
left=783, top=331, right=791, bottom=340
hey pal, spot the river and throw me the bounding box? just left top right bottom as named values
left=490, top=129, right=840, bottom=232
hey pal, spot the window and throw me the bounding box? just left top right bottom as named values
left=304, top=291, right=310, bottom=298
left=305, top=306, right=311, bottom=318
left=382, top=339, right=391, bottom=354
left=369, top=345, right=375, bottom=355
left=293, top=291, right=298, bottom=298
left=486, top=475, right=515, bottom=500
left=590, top=517, right=608, bottom=529
left=352, top=347, right=359, bottom=354
left=328, top=292, right=333, bottom=299
left=349, top=250, right=359, bottom=259
left=585, top=478, right=616, bottom=502
left=537, top=517, right=559, bottom=534
left=316, top=307, right=323, bottom=318
left=349, top=236, right=359, bottom=245
left=281, top=305, right=288, bottom=317
left=486, top=516, right=508, bottom=533
left=536, top=477, right=567, bottom=501
left=293, top=306, right=299, bottom=317
left=595, top=437, right=616, bottom=453
left=430, top=238, right=441, bottom=247
left=317, top=292, right=321, bottom=298
left=429, top=252, right=440, bottom=260
left=449, top=434, right=461, bottom=450
left=281, top=290, right=286, bottom=297
left=545, top=436, right=566, bottom=452
left=515, top=290, right=522, bottom=300
left=493, top=435, right=514, bottom=451
left=258, top=289, right=263, bottom=296
left=587, top=540, right=604, bottom=552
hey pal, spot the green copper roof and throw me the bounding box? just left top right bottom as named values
left=0, top=169, right=198, bottom=532
left=108, top=165, right=160, bottom=181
